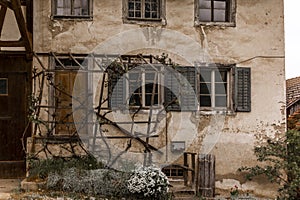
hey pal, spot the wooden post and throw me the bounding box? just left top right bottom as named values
left=183, top=152, right=188, bottom=186
left=191, top=153, right=195, bottom=184
left=198, top=154, right=215, bottom=197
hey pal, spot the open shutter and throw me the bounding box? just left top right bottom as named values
left=164, top=66, right=197, bottom=111
left=109, top=73, right=125, bottom=109
left=235, top=67, right=251, bottom=112
left=177, top=66, right=198, bottom=111
left=164, top=69, right=180, bottom=111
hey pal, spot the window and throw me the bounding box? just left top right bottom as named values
left=199, top=68, right=228, bottom=108
left=110, top=65, right=163, bottom=108
left=123, top=0, right=166, bottom=24
left=110, top=63, right=251, bottom=113
left=52, top=0, right=92, bottom=18
left=128, top=70, right=160, bottom=107
left=0, top=78, right=8, bottom=95
left=195, top=0, right=236, bottom=25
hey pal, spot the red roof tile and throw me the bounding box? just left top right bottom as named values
left=286, top=76, right=300, bottom=106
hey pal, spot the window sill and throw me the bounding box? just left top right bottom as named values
left=52, top=15, right=93, bottom=21
left=123, top=17, right=167, bottom=26
left=198, top=109, right=236, bottom=116
left=194, top=21, right=236, bottom=27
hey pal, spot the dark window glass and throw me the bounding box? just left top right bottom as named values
left=0, top=79, right=8, bottom=95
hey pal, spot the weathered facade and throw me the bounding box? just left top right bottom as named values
left=2, top=0, right=286, bottom=198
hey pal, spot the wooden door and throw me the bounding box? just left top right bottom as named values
left=54, top=71, right=77, bottom=135
left=0, top=55, right=31, bottom=178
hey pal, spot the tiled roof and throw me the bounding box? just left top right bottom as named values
left=286, top=76, right=300, bottom=106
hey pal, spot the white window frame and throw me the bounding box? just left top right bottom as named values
left=126, top=66, right=163, bottom=108
left=198, top=67, right=232, bottom=111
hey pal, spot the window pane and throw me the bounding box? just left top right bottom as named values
left=129, top=2, right=134, bottom=10
left=74, top=0, right=82, bottom=8
left=128, top=11, right=134, bottom=17
left=215, top=83, right=227, bottom=94
left=145, top=2, right=150, bottom=12
left=215, top=96, right=227, bottom=107
left=215, top=70, right=227, bottom=82
left=214, top=1, right=226, bottom=9
left=200, top=70, right=211, bottom=82
left=199, top=9, right=211, bottom=22
left=145, top=83, right=158, bottom=93
left=135, top=11, right=141, bottom=17
left=136, top=2, right=141, bottom=10
left=200, top=95, right=211, bottom=107
left=145, top=72, right=155, bottom=81
left=145, top=94, right=158, bottom=106
left=214, top=9, right=226, bottom=22
left=0, top=79, right=8, bottom=95
left=130, top=94, right=142, bottom=106
left=151, top=12, right=157, bottom=18
left=199, top=0, right=211, bottom=9
left=57, top=0, right=64, bottom=7
left=200, top=83, right=211, bottom=94
left=74, top=8, right=82, bottom=15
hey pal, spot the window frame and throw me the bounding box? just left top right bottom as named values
left=126, top=65, right=164, bottom=108
left=52, top=0, right=93, bottom=19
left=194, top=0, right=236, bottom=26
left=198, top=66, right=232, bottom=111
left=122, top=0, right=166, bottom=25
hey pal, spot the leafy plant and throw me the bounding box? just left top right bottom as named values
left=28, top=155, right=103, bottom=180
left=239, top=130, right=300, bottom=199
left=230, top=185, right=239, bottom=196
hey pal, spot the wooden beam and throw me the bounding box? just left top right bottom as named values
left=0, top=39, right=24, bottom=47
left=0, top=0, right=13, bottom=9
left=10, top=0, right=32, bottom=53
left=0, top=5, right=7, bottom=35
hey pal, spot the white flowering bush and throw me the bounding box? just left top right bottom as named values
left=127, top=165, right=170, bottom=199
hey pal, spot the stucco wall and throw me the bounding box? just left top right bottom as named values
left=32, top=0, right=285, bottom=197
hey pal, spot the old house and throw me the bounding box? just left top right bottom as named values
left=1, top=0, right=285, bottom=198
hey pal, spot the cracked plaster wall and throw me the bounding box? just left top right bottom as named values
left=33, top=0, right=285, bottom=197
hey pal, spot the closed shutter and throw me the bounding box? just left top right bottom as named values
left=235, top=67, right=251, bottom=112
left=109, top=73, right=125, bottom=109
left=164, top=66, right=197, bottom=111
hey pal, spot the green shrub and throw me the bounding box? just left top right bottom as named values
left=239, top=130, right=300, bottom=199
left=28, top=155, right=103, bottom=180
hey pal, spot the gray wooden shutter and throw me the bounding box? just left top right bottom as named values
left=177, top=66, right=198, bottom=111
left=164, top=66, right=197, bottom=111
left=109, top=73, right=125, bottom=109
left=164, top=71, right=180, bottom=111
left=235, top=67, right=251, bottom=112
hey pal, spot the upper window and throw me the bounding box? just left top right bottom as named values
left=195, top=0, right=236, bottom=25
left=123, top=0, right=166, bottom=24
left=52, top=0, right=92, bottom=18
